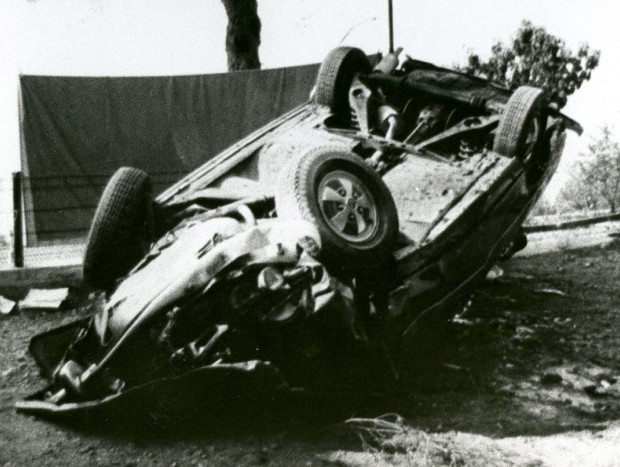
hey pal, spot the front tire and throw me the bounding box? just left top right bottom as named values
left=83, top=167, right=154, bottom=291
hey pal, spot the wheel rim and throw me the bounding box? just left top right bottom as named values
left=317, top=170, right=379, bottom=243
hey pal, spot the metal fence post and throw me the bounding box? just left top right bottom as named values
left=12, top=172, right=24, bottom=267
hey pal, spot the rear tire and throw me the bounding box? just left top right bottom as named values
left=493, top=86, right=545, bottom=161
left=83, top=167, right=153, bottom=291
left=314, top=47, right=372, bottom=113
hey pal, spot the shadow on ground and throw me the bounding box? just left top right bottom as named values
left=1, top=241, right=619, bottom=465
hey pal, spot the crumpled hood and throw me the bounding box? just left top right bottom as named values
left=99, top=217, right=321, bottom=348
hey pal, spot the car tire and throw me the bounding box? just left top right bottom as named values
left=83, top=167, right=154, bottom=291
left=493, top=86, right=545, bottom=161
left=314, top=46, right=372, bottom=113
left=275, top=147, right=398, bottom=273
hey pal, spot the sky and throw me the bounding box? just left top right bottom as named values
left=1, top=0, right=619, bottom=205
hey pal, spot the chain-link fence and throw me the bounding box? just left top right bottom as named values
left=0, top=175, right=15, bottom=268
left=1, top=171, right=187, bottom=270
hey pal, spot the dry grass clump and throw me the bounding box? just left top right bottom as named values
left=345, top=414, right=540, bottom=466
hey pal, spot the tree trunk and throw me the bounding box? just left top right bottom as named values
left=220, top=0, right=261, bottom=71
left=611, top=172, right=620, bottom=215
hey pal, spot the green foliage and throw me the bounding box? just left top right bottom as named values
left=462, top=20, right=600, bottom=109
left=557, top=173, right=599, bottom=212
left=530, top=197, right=559, bottom=217
left=559, top=126, right=620, bottom=213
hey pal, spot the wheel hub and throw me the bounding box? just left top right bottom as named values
left=317, top=170, right=379, bottom=243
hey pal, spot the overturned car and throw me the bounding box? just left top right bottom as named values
left=17, top=46, right=581, bottom=416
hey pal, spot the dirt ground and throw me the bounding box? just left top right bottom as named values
left=1, top=240, right=619, bottom=466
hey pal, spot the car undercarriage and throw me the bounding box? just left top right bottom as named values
left=16, top=46, right=581, bottom=417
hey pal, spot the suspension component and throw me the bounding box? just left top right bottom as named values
left=458, top=138, right=480, bottom=158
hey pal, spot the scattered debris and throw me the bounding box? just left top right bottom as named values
left=442, top=363, right=470, bottom=372
left=553, top=317, right=572, bottom=325
left=485, top=265, right=505, bottom=280
left=79, top=444, right=95, bottom=454
left=19, top=288, right=69, bottom=311
left=0, top=295, right=17, bottom=315
left=515, top=326, right=534, bottom=336
left=584, top=385, right=604, bottom=397
left=535, top=288, right=567, bottom=297
left=512, top=326, right=537, bottom=344
left=452, top=317, right=476, bottom=326
left=583, top=378, right=620, bottom=398
left=533, top=364, right=620, bottom=406
left=601, top=379, right=613, bottom=389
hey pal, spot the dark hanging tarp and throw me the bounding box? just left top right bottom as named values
left=19, top=63, right=320, bottom=243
